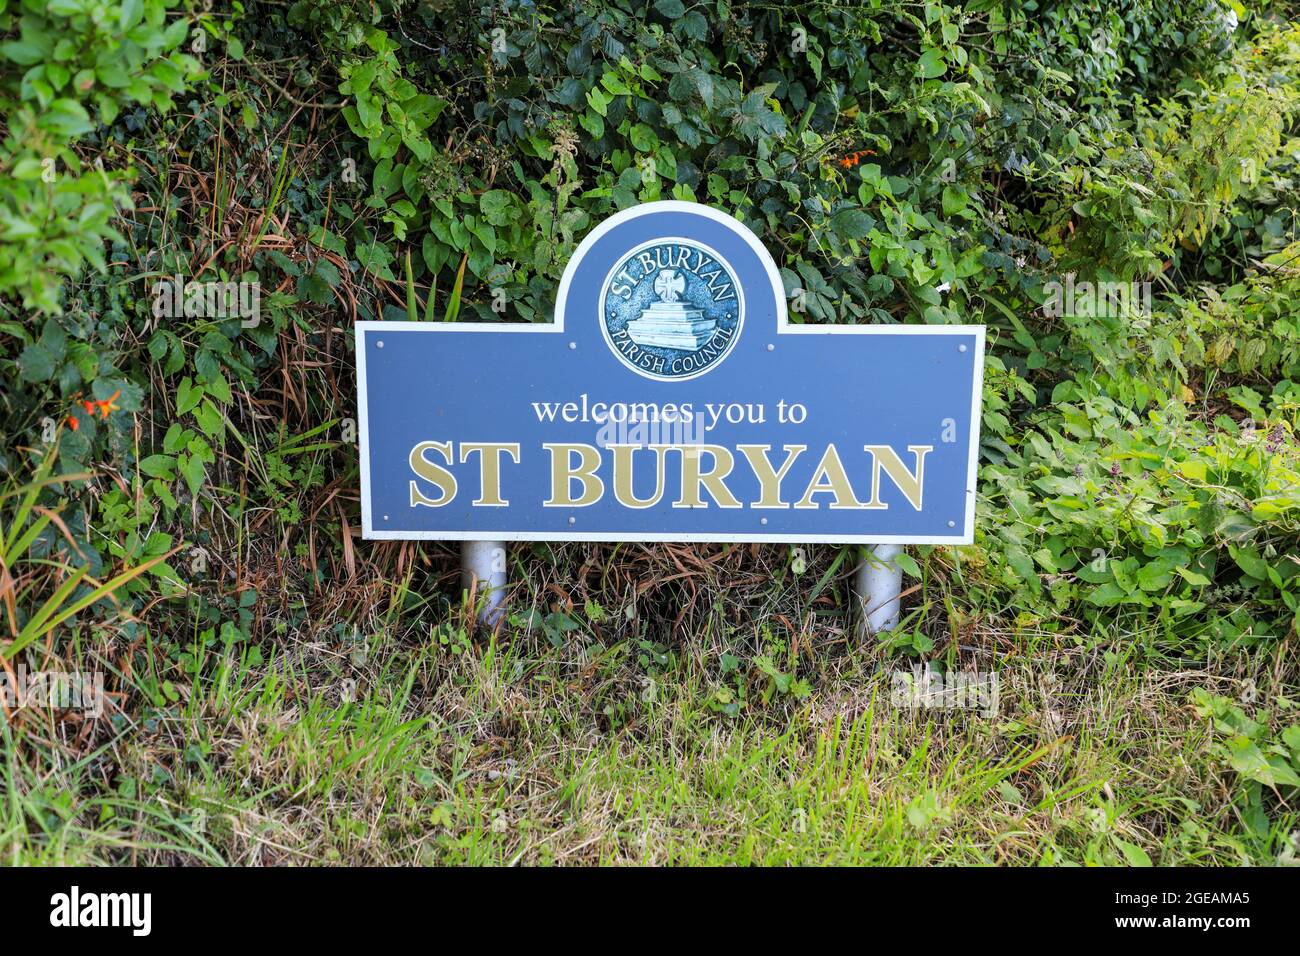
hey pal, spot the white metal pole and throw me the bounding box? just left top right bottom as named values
left=854, top=544, right=903, bottom=637
left=461, top=540, right=507, bottom=627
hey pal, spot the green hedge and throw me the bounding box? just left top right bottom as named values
left=4, top=0, right=1300, bottom=660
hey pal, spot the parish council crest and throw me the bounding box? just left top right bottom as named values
left=600, top=238, right=744, bottom=381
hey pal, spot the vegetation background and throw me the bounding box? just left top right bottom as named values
left=3, top=0, right=1300, bottom=865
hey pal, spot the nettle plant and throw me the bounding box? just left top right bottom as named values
left=1192, top=689, right=1300, bottom=830
left=975, top=379, right=1300, bottom=644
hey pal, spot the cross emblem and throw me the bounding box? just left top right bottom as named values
left=653, top=268, right=685, bottom=303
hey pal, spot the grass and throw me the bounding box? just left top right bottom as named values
left=4, top=566, right=1296, bottom=865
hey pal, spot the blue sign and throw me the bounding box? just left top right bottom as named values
left=357, top=201, right=984, bottom=543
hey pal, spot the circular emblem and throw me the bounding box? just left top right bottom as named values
left=600, top=238, right=744, bottom=381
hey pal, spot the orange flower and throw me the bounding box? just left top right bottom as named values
left=61, top=389, right=120, bottom=432
left=837, top=149, right=876, bottom=169
left=83, top=390, right=121, bottom=420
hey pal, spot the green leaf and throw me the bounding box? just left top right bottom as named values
left=138, top=455, right=176, bottom=479
left=192, top=399, right=226, bottom=439
left=180, top=452, right=206, bottom=497
left=917, top=49, right=947, bottom=79
left=832, top=208, right=874, bottom=240
left=578, top=110, right=604, bottom=139
left=17, top=343, right=55, bottom=383
left=119, top=0, right=144, bottom=30
left=444, top=253, right=467, bottom=322
left=479, top=189, right=514, bottom=227
left=941, top=185, right=968, bottom=216
left=0, top=40, right=48, bottom=66
left=1228, top=736, right=1300, bottom=788
left=893, top=552, right=922, bottom=578
left=176, top=377, right=203, bottom=415
left=1231, top=546, right=1269, bottom=581
left=1112, top=838, right=1152, bottom=867
left=585, top=86, right=610, bottom=117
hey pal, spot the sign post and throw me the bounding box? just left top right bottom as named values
left=855, top=544, right=904, bottom=636
left=358, top=201, right=983, bottom=635
left=461, top=540, right=507, bottom=626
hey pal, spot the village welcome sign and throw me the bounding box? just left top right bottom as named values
left=357, top=202, right=984, bottom=543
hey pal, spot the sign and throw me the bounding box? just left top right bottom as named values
left=357, top=201, right=984, bottom=543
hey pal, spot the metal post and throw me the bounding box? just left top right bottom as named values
left=461, top=540, right=507, bottom=627
left=854, top=544, right=903, bottom=637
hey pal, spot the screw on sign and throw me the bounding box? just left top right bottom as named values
left=356, top=202, right=984, bottom=632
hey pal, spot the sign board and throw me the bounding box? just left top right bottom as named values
left=357, top=202, right=984, bottom=543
